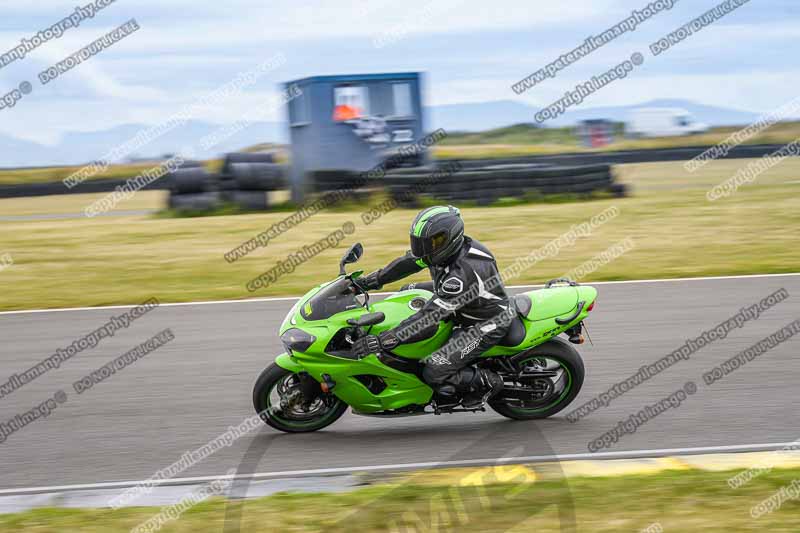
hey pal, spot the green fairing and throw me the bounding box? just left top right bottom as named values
left=483, top=285, right=597, bottom=356
left=274, top=352, right=304, bottom=373
left=274, top=272, right=597, bottom=414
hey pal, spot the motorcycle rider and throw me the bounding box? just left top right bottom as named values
left=352, top=205, right=509, bottom=408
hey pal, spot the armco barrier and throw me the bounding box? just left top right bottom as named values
left=0, top=176, right=165, bottom=199
left=0, top=160, right=204, bottom=199
left=442, top=143, right=786, bottom=168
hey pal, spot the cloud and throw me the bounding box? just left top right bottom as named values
left=0, top=0, right=796, bottom=158
left=0, top=0, right=612, bottom=52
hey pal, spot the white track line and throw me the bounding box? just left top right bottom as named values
left=0, top=441, right=796, bottom=496
left=1, top=272, right=798, bottom=317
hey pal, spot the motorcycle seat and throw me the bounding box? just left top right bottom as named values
left=499, top=315, right=527, bottom=347
left=497, top=295, right=532, bottom=347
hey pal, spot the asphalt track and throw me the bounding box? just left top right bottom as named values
left=1, top=274, right=799, bottom=491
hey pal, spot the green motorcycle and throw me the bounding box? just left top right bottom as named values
left=253, top=243, right=597, bottom=433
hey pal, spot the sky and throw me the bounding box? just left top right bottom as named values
left=0, top=0, right=797, bottom=146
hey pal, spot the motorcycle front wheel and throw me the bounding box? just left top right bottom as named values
left=253, top=363, right=347, bottom=433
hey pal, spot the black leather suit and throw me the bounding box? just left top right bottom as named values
left=368, top=236, right=514, bottom=388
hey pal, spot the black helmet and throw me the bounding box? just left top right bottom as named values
left=409, top=205, right=464, bottom=266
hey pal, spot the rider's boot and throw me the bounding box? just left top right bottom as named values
left=433, top=384, right=460, bottom=409
left=459, top=368, right=504, bottom=409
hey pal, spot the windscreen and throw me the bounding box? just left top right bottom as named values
left=300, top=277, right=360, bottom=321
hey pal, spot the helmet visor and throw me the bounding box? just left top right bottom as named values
left=410, top=231, right=448, bottom=260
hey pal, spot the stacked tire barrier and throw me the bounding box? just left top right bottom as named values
left=218, top=152, right=284, bottom=210
left=166, top=152, right=286, bottom=212
left=311, top=161, right=626, bottom=206
left=166, top=160, right=220, bottom=211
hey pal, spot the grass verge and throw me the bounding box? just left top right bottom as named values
left=1, top=467, right=799, bottom=531
left=0, top=191, right=165, bottom=217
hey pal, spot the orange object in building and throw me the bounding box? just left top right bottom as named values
left=333, top=104, right=361, bottom=121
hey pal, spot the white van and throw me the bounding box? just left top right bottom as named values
left=628, top=108, right=709, bottom=137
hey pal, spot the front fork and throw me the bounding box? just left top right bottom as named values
left=296, top=372, right=322, bottom=406
left=274, top=353, right=337, bottom=407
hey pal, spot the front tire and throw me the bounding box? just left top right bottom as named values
left=253, top=363, right=347, bottom=433
left=489, top=338, right=585, bottom=420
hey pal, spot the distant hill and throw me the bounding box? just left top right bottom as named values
left=0, top=99, right=767, bottom=167
left=0, top=121, right=285, bottom=169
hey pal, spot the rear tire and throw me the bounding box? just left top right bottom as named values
left=253, top=363, right=347, bottom=433
left=489, top=338, right=585, bottom=420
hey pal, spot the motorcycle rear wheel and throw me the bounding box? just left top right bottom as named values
left=253, top=363, right=348, bottom=433
left=489, top=338, right=585, bottom=420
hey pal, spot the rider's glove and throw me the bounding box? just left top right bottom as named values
left=353, top=271, right=381, bottom=292
left=351, top=330, right=400, bottom=358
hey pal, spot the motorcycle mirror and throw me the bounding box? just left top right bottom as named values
left=339, top=242, right=363, bottom=275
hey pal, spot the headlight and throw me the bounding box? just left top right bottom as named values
left=280, top=328, right=316, bottom=353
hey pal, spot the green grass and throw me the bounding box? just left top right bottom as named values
left=1, top=467, right=799, bottom=531
left=0, top=162, right=173, bottom=186
left=0, top=157, right=797, bottom=311
left=0, top=191, right=165, bottom=217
